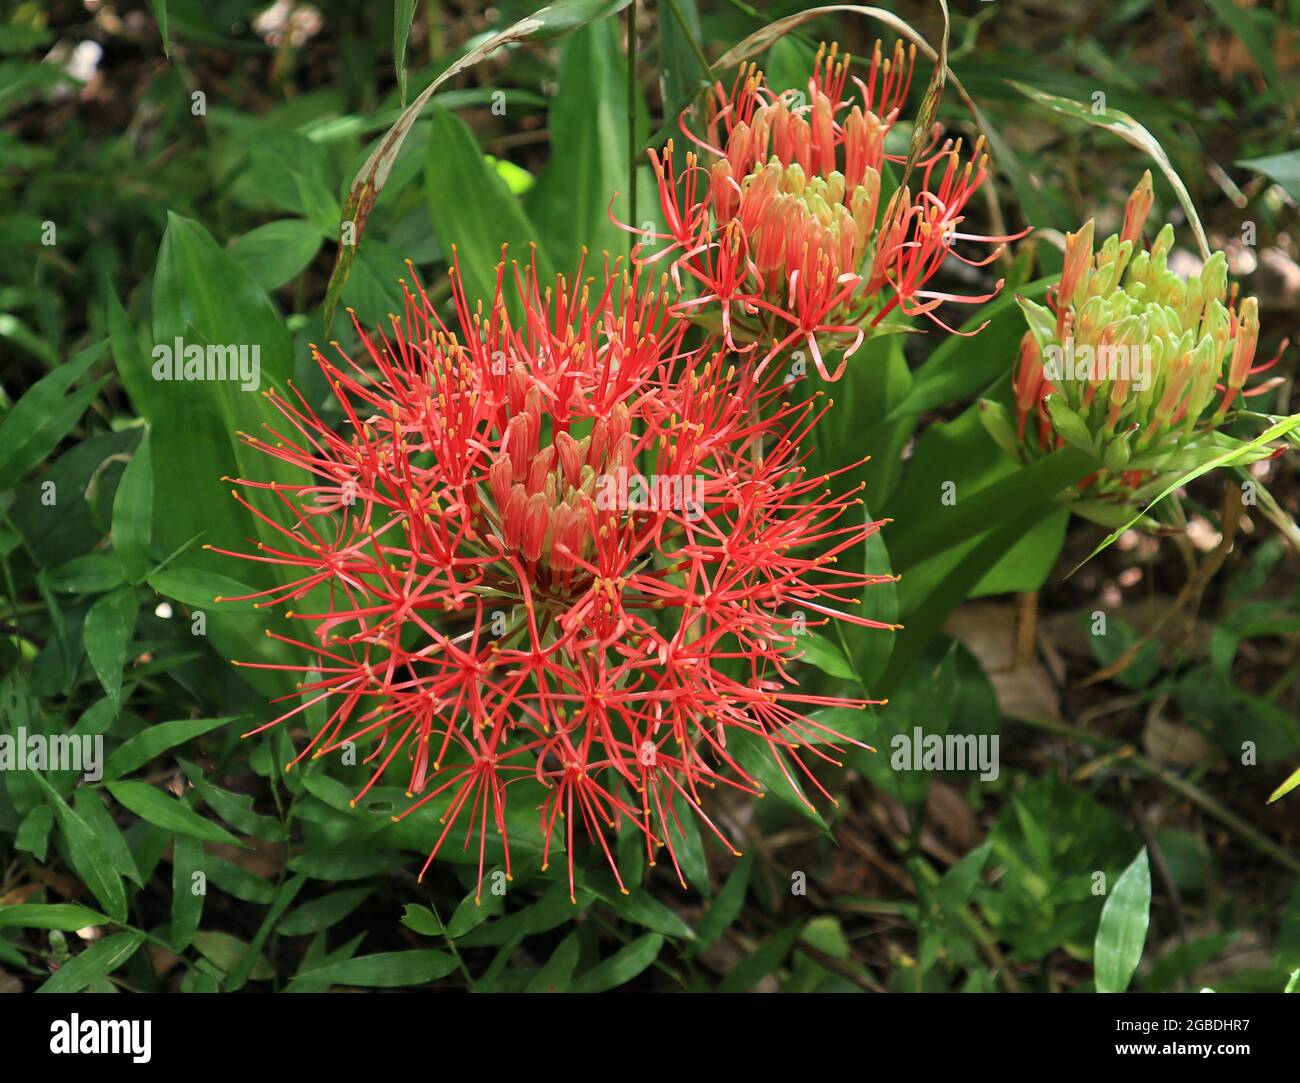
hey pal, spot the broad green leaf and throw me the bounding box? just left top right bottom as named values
left=887, top=279, right=1054, bottom=422
left=882, top=506, right=1053, bottom=694
left=718, top=922, right=803, bottom=992
left=280, top=888, right=374, bottom=936
left=1095, top=847, right=1151, bottom=993
left=0, top=341, right=105, bottom=481
left=110, top=429, right=152, bottom=582
left=525, top=932, right=580, bottom=992
left=425, top=105, right=554, bottom=307
left=887, top=446, right=1093, bottom=574
left=191, top=930, right=273, bottom=981
left=227, top=219, right=324, bottom=291
left=170, top=834, right=204, bottom=951
left=659, top=0, right=709, bottom=118
left=849, top=503, right=899, bottom=688
left=394, top=0, right=416, bottom=104
left=83, top=589, right=138, bottom=707
left=104, top=716, right=238, bottom=780
left=295, top=949, right=458, bottom=988
left=529, top=19, right=646, bottom=264
left=1237, top=150, right=1300, bottom=202
left=398, top=902, right=444, bottom=936
left=43, top=552, right=125, bottom=594
left=107, top=780, right=242, bottom=846
left=572, top=933, right=663, bottom=992
left=146, top=567, right=260, bottom=612
left=691, top=853, right=753, bottom=954
left=32, top=772, right=127, bottom=921
left=795, top=631, right=856, bottom=681
left=0, top=903, right=110, bottom=931
left=36, top=931, right=144, bottom=993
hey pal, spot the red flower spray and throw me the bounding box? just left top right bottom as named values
left=217, top=252, right=894, bottom=899
left=638, top=41, right=1019, bottom=380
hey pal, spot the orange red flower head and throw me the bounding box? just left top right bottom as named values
left=219, top=250, right=894, bottom=899
left=639, top=40, right=1018, bottom=380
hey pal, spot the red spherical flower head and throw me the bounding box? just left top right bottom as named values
left=217, top=249, right=895, bottom=901
left=637, top=40, right=1020, bottom=381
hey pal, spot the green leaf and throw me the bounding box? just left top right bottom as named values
left=280, top=888, right=374, bottom=936
left=394, top=0, right=416, bottom=105
left=887, top=445, right=1094, bottom=574
left=0, top=903, right=111, bottom=931
left=447, top=889, right=504, bottom=937
left=223, top=874, right=304, bottom=990
left=83, top=589, right=138, bottom=707
left=529, top=19, right=645, bottom=265
left=14, top=804, right=53, bottom=860
left=148, top=214, right=303, bottom=677
left=572, top=933, right=663, bottom=992
left=525, top=932, right=580, bottom=992
left=107, top=780, right=242, bottom=846
left=43, top=552, right=126, bottom=594
left=36, top=931, right=144, bottom=993
left=294, top=949, right=459, bottom=988
left=74, top=789, right=142, bottom=886
left=1236, top=150, right=1300, bottom=202
left=191, top=930, right=273, bottom=981
left=398, top=902, right=444, bottom=936
left=659, top=0, right=709, bottom=118
left=424, top=105, right=554, bottom=308
left=691, top=853, right=753, bottom=954
left=111, top=429, right=152, bottom=582
left=727, top=728, right=827, bottom=832
left=148, top=0, right=169, bottom=56
left=104, top=715, right=238, bottom=781
left=795, top=631, right=857, bottom=681
left=576, top=872, right=696, bottom=940
left=227, top=219, right=324, bottom=291
left=1269, top=764, right=1300, bottom=805
left=107, top=287, right=155, bottom=418
left=177, top=759, right=287, bottom=841
left=32, top=772, right=127, bottom=922
left=1095, top=847, right=1151, bottom=993
left=145, top=567, right=260, bottom=612
left=935, top=840, right=993, bottom=914
left=205, top=854, right=276, bottom=904
left=849, top=502, right=899, bottom=687
left=0, top=341, right=105, bottom=482
left=170, top=834, right=204, bottom=951
left=718, top=922, right=803, bottom=992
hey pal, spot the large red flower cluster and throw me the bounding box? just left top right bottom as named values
left=220, top=253, right=893, bottom=898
